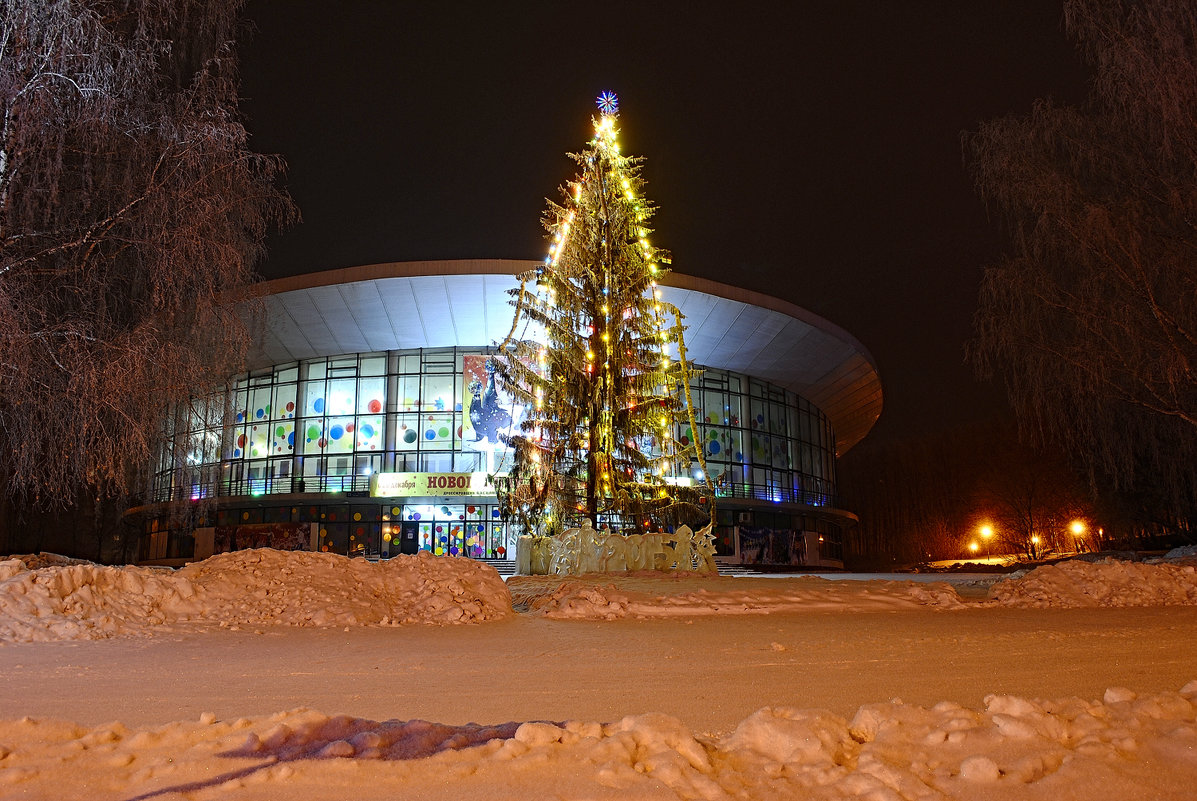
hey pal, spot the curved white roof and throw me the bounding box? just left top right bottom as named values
left=251, top=260, right=883, bottom=454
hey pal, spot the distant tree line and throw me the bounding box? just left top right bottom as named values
left=837, top=415, right=1188, bottom=569
left=838, top=418, right=1084, bottom=567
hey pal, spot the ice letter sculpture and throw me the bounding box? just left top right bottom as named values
left=517, top=520, right=717, bottom=575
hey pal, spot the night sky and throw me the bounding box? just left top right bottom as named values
left=237, top=1, right=1088, bottom=447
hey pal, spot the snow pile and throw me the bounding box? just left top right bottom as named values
left=4, top=552, right=97, bottom=570
left=0, top=549, right=511, bottom=642
left=2, top=683, right=1194, bottom=800
left=990, top=558, right=1197, bottom=608
left=727, top=682, right=1197, bottom=799
left=509, top=573, right=965, bottom=618
left=177, top=548, right=512, bottom=627
left=0, top=559, right=204, bottom=642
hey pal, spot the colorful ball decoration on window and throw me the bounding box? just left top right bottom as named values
left=368, top=399, right=382, bottom=413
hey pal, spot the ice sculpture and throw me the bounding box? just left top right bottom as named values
left=515, top=520, right=718, bottom=575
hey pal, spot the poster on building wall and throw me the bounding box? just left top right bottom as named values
left=213, top=522, right=311, bottom=554
left=737, top=527, right=806, bottom=565
left=461, top=355, right=525, bottom=451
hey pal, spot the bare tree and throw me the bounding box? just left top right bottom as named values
left=839, top=417, right=1094, bottom=566
left=964, top=0, right=1197, bottom=533
left=0, top=0, right=295, bottom=517
left=974, top=435, right=1091, bottom=560
left=838, top=425, right=982, bottom=566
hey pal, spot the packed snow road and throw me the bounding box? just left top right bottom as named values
left=1, top=551, right=1196, bottom=799
left=1, top=604, right=1194, bottom=735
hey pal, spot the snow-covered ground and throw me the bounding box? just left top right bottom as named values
left=0, top=549, right=1195, bottom=800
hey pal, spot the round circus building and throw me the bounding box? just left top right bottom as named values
left=136, top=259, right=882, bottom=570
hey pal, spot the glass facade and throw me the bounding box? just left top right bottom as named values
left=685, top=370, right=836, bottom=508
left=150, top=346, right=843, bottom=561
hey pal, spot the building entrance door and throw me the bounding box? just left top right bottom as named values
left=399, top=521, right=419, bottom=554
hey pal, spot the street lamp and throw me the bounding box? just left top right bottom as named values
left=1031, top=534, right=1041, bottom=560
left=1069, top=520, right=1087, bottom=553
left=968, top=541, right=979, bottom=559
left=978, top=524, right=995, bottom=561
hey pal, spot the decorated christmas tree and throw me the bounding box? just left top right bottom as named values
left=493, top=93, right=716, bottom=538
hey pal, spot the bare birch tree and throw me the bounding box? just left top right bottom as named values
left=0, top=0, right=294, bottom=510
left=965, top=0, right=1197, bottom=532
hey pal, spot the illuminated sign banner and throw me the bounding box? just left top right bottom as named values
left=370, top=472, right=497, bottom=498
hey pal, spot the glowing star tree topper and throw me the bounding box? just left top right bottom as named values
left=596, top=91, right=619, bottom=115
left=492, top=94, right=716, bottom=538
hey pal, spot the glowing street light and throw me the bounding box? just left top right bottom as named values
left=1069, top=519, right=1087, bottom=553
left=978, top=524, right=995, bottom=561
left=968, top=542, right=979, bottom=558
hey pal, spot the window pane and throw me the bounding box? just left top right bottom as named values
left=397, top=375, right=421, bottom=412
left=355, top=415, right=384, bottom=451
left=395, top=414, right=420, bottom=450
left=360, top=355, right=386, bottom=376
left=324, top=416, right=354, bottom=454
left=327, top=378, right=356, bottom=416
left=357, top=376, right=385, bottom=415
left=273, top=383, right=297, bottom=421
left=422, top=374, right=454, bottom=412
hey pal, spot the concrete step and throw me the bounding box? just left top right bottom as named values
left=714, top=557, right=768, bottom=576
left=478, top=558, right=517, bottom=576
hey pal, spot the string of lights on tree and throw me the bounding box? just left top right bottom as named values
left=492, top=93, right=716, bottom=535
